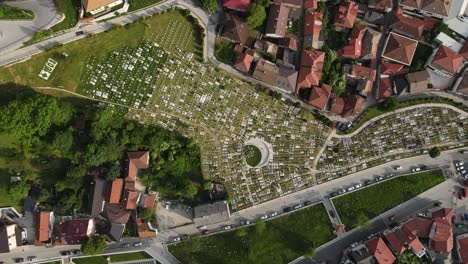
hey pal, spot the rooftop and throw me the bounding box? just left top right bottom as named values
left=334, top=1, right=359, bottom=29
left=382, top=32, right=418, bottom=66
left=265, top=4, right=290, bottom=37
left=308, top=84, right=331, bottom=110
left=365, top=237, right=396, bottom=264
left=223, top=0, right=250, bottom=12
left=432, top=45, right=463, bottom=74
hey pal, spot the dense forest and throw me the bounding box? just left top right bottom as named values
left=0, top=87, right=201, bottom=214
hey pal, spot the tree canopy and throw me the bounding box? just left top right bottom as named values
left=81, top=235, right=107, bottom=255
left=200, top=0, right=218, bottom=13
left=247, top=4, right=267, bottom=29
left=429, top=146, right=441, bottom=158
left=8, top=180, right=30, bottom=201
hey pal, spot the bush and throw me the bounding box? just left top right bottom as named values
left=247, top=4, right=266, bottom=29
left=429, top=146, right=441, bottom=158
left=8, top=181, right=30, bottom=201
left=81, top=235, right=107, bottom=255
left=215, top=40, right=235, bottom=64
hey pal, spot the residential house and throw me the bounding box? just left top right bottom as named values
left=444, top=0, right=468, bottom=37
left=64, top=218, right=95, bottom=244
left=193, top=201, right=231, bottom=227
left=364, top=10, right=385, bottom=26
left=342, top=94, right=365, bottom=117
left=277, top=33, right=298, bottom=51
left=125, top=151, right=150, bottom=183
left=101, top=203, right=130, bottom=224
left=81, top=0, right=123, bottom=15
left=349, top=246, right=374, bottom=263
left=434, top=32, right=463, bottom=52
left=108, top=223, right=125, bottom=242
left=430, top=45, right=464, bottom=75
left=303, top=10, right=323, bottom=50
left=382, top=32, right=418, bottom=66
left=349, top=65, right=377, bottom=96
left=304, top=0, right=317, bottom=10
left=380, top=62, right=410, bottom=76
left=253, top=58, right=279, bottom=84
left=35, top=211, right=53, bottom=245
left=276, top=63, right=298, bottom=93
left=223, top=0, right=250, bottom=12
left=274, top=0, right=302, bottom=8
left=384, top=228, right=426, bottom=257
left=456, top=233, right=468, bottom=264
left=222, top=13, right=249, bottom=45
left=308, top=84, right=332, bottom=109
left=377, top=77, right=393, bottom=100
left=121, top=190, right=140, bottom=210
left=0, top=224, right=20, bottom=253
left=368, top=0, right=393, bottom=12
left=399, top=0, right=423, bottom=11
left=390, top=13, right=425, bottom=39
left=266, top=4, right=290, bottom=38
left=139, top=192, right=158, bottom=208
left=296, top=49, right=325, bottom=94
left=89, top=178, right=106, bottom=216
left=334, top=1, right=359, bottom=30
left=365, top=237, right=397, bottom=264
left=137, top=219, right=157, bottom=238
left=254, top=39, right=279, bottom=57
left=406, top=69, right=431, bottom=94
left=106, top=178, right=123, bottom=204
left=234, top=46, right=254, bottom=73
left=420, top=0, right=453, bottom=18
left=361, top=27, right=382, bottom=60
left=339, top=24, right=366, bottom=59
left=329, top=95, right=345, bottom=115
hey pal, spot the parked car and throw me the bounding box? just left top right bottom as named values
left=72, top=249, right=81, bottom=255
left=457, top=166, right=465, bottom=171
left=338, top=189, right=346, bottom=195
left=260, top=215, right=268, bottom=220
left=412, top=167, right=421, bottom=172
left=61, top=251, right=71, bottom=256
left=364, top=180, right=373, bottom=186
left=350, top=242, right=358, bottom=248
left=27, top=257, right=37, bottom=261
left=460, top=170, right=467, bottom=175
left=303, top=200, right=312, bottom=206
left=198, top=225, right=207, bottom=230
left=347, top=186, right=355, bottom=192
left=293, top=204, right=302, bottom=210
left=394, top=165, right=402, bottom=170
left=329, top=191, right=338, bottom=197
left=172, top=237, right=181, bottom=242
left=329, top=210, right=336, bottom=218
left=121, top=243, right=130, bottom=248
left=224, top=225, right=231, bottom=230
left=181, top=234, right=189, bottom=240
left=354, top=183, right=363, bottom=189
left=270, top=212, right=278, bottom=217
left=455, top=162, right=464, bottom=167
left=14, top=258, right=23, bottom=263
left=133, top=242, right=143, bottom=247
left=375, top=176, right=384, bottom=181
left=75, top=31, right=84, bottom=36
left=283, top=207, right=292, bottom=212
left=465, top=213, right=468, bottom=221
left=418, top=212, right=427, bottom=217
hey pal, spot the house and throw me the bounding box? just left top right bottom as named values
left=334, top=1, right=359, bottom=29
left=137, top=220, right=157, bottom=238
left=303, top=10, right=323, bottom=50
left=64, top=218, right=95, bottom=244
left=223, top=0, right=250, bottom=12
left=308, top=84, right=331, bottom=109
left=456, top=233, right=468, bottom=264
left=296, top=49, right=325, bottom=93
left=121, top=190, right=140, bottom=210
left=0, top=224, right=20, bottom=253
left=139, top=192, right=158, bottom=208
left=278, top=33, right=298, bottom=51
left=349, top=65, right=376, bottom=81
left=304, top=0, right=317, bottom=9
left=106, top=178, right=123, bottom=204
left=380, top=62, right=410, bottom=76
left=406, top=69, right=431, bottom=94
left=349, top=246, right=374, bottom=264
left=266, top=4, right=290, bottom=38
left=382, top=32, right=418, bottom=66
left=365, top=237, right=396, bottom=264
left=81, top=0, right=123, bottom=15
left=364, top=10, right=385, bottom=26
left=444, top=0, right=468, bottom=37
left=399, top=0, right=423, bottom=10
left=254, top=39, right=279, bottom=57
left=339, top=24, right=366, bottom=59
left=434, top=32, right=463, bottom=52
left=390, top=13, right=425, bottom=39
left=274, top=0, right=302, bottom=8
left=108, top=223, right=125, bottom=242
left=234, top=46, right=254, bottom=73
left=453, top=71, right=468, bottom=96
left=193, top=201, right=231, bottom=227
left=420, top=0, right=453, bottom=18
left=361, top=27, right=382, bottom=60
left=222, top=13, right=249, bottom=45
left=377, top=77, right=393, bottom=100
left=430, top=45, right=464, bottom=75
left=101, top=204, right=130, bottom=224
left=276, top=63, right=298, bottom=93
left=384, top=228, right=426, bottom=257
left=253, top=58, right=279, bottom=84
left=368, top=0, right=393, bottom=12
left=125, top=151, right=150, bottom=182
left=329, top=95, right=345, bottom=115
left=89, top=178, right=106, bottom=216
left=342, top=94, right=365, bottom=117
left=35, top=211, right=53, bottom=244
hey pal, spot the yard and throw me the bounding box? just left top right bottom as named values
left=332, top=170, right=445, bottom=230
left=0, top=4, right=34, bottom=19
left=73, top=251, right=153, bottom=264
left=169, top=203, right=334, bottom=264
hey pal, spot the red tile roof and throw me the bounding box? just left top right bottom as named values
left=137, top=222, right=157, bottom=238
left=101, top=204, right=130, bottom=224
left=366, top=237, right=396, bottom=264
left=334, top=1, right=359, bottom=29
left=330, top=96, right=345, bottom=115
left=369, top=0, right=393, bottom=11
left=35, top=212, right=50, bottom=243
left=390, top=14, right=425, bottom=39
left=142, top=193, right=157, bottom=208
left=457, top=235, right=468, bottom=264
left=304, top=0, right=317, bottom=9
left=382, top=32, right=418, bottom=66
left=351, top=65, right=377, bottom=81
left=64, top=219, right=94, bottom=245
left=424, top=16, right=437, bottom=30
left=342, top=94, right=365, bottom=117
left=277, top=33, right=298, bottom=51
left=430, top=221, right=453, bottom=252
left=339, top=24, right=366, bottom=59
left=380, top=62, right=409, bottom=76
left=106, top=178, right=123, bottom=204
left=335, top=224, right=345, bottom=234
left=121, top=190, right=140, bottom=210
left=266, top=4, right=290, bottom=37
left=296, top=50, right=325, bottom=93
left=223, top=0, right=250, bottom=11
left=222, top=13, right=249, bottom=45
left=304, top=10, right=323, bottom=36
left=385, top=228, right=424, bottom=256
left=234, top=48, right=254, bottom=72
left=400, top=0, right=422, bottom=9
left=125, top=151, right=149, bottom=182
left=432, top=45, right=463, bottom=74
left=377, top=77, right=392, bottom=100
left=431, top=207, right=454, bottom=224
left=308, top=84, right=331, bottom=109
left=403, top=217, right=433, bottom=237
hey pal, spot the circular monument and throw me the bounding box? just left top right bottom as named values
left=243, top=138, right=273, bottom=168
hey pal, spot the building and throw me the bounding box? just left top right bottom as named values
left=377, top=77, right=393, bottom=100
left=368, top=0, right=393, bottom=12
left=81, top=0, right=123, bottom=15
left=137, top=219, right=157, bottom=238
left=382, top=32, right=418, bottom=66
left=101, top=204, right=130, bottom=224
left=223, top=0, right=250, bottom=12
left=0, top=224, right=20, bottom=253
left=308, top=84, right=331, bottom=109
left=89, top=178, right=106, bottom=216
left=380, top=62, right=409, bottom=76
left=273, top=0, right=302, bottom=8
left=121, top=190, right=140, bottom=210
left=109, top=223, right=125, bottom=242
left=329, top=95, right=345, bottom=115
left=304, top=0, right=317, bottom=9
left=221, top=13, right=249, bottom=45
left=361, top=27, right=382, bottom=60
left=139, top=192, right=158, bottom=208
left=421, top=0, right=453, bottom=18
left=277, top=33, right=298, bottom=51
left=390, top=13, right=425, bottom=39
left=106, top=178, right=123, bottom=204
left=456, top=233, right=468, bottom=264
left=35, top=211, right=53, bottom=245
left=364, top=10, right=385, bottom=26
left=342, top=94, right=365, bottom=117
left=254, top=39, right=279, bottom=57
left=349, top=65, right=377, bottom=96
left=339, top=24, right=366, bottom=59
left=64, top=218, right=95, bottom=245
left=193, top=201, right=230, bottom=227
left=334, top=1, right=359, bottom=29
left=430, top=45, right=464, bottom=75
left=276, top=63, right=298, bottom=93
left=406, top=69, right=431, bottom=94
left=365, top=237, right=396, bottom=264
left=303, top=10, right=323, bottom=50
left=125, top=151, right=150, bottom=182
left=434, top=32, right=463, bottom=52
left=234, top=46, right=254, bottom=73
left=253, top=58, right=279, bottom=84
left=296, top=49, right=325, bottom=93
left=266, top=4, right=290, bottom=38
left=384, top=228, right=426, bottom=257
left=444, top=0, right=468, bottom=37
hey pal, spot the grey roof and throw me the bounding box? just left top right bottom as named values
left=193, top=201, right=230, bottom=227
left=108, top=223, right=125, bottom=242
left=406, top=69, right=430, bottom=94
left=89, top=178, right=106, bottom=217
left=276, top=63, right=298, bottom=92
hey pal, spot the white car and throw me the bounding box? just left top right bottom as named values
left=270, top=212, right=278, bottom=217
left=347, top=186, right=355, bottom=191
left=412, top=168, right=421, bottom=172
left=133, top=242, right=143, bottom=247
left=457, top=166, right=465, bottom=171
left=460, top=170, right=467, bottom=175
left=394, top=165, right=402, bottom=170
left=224, top=225, right=231, bottom=230
left=355, top=183, right=363, bottom=189
left=172, top=237, right=181, bottom=242
left=456, top=162, right=464, bottom=167
left=260, top=215, right=268, bottom=220
left=198, top=225, right=207, bottom=230
left=351, top=242, right=358, bottom=248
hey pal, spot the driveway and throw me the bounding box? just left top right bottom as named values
left=0, top=0, right=62, bottom=54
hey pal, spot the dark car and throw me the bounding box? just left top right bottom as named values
left=75, top=31, right=84, bottom=36
left=283, top=207, right=292, bottom=212
left=72, top=249, right=81, bottom=255
left=364, top=180, right=373, bottom=185
left=329, top=210, right=336, bottom=218
left=61, top=251, right=70, bottom=256
left=329, top=192, right=337, bottom=197
left=303, top=201, right=312, bottom=206
left=14, top=258, right=24, bottom=263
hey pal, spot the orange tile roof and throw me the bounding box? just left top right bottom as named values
left=400, top=0, right=422, bottom=9
left=432, top=45, right=463, bottom=74
left=234, top=48, right=254, bottom=73
left=351, top=65, right=377, bottom=81
left=342, top=94, right=365, bottom=117
left=125, top=151, right=149, bottom=182
left=334, top=1, right=359, bottom=29
left=380, top=62, right=409, bottom=76
left=430, top=221, right=453, bottom=252
left=121, top=190, right=139, bottom=210
left=296, top=50, right=325, bottom=93
left=330, top=96, right=345, bottom=115
left=403, top=218, right=433, bottom=237
left=223, top=0, right=250, bottom=11
left=265, top=4, right=290, bottom=37
left=385, top=228, right=424, bottom=255
left=304, top=10, right=323, bottom=36
left=143, top=194, right=157, bottom=208
left=366, top=237, right=396, bottom=264
left=106, top=178, right=123, bottom=204
left=390, top=14, right=424, bottom=39
left=35, top=212, right=50, bottom=242
left=369, top=0, right=393, bottom=10
left=82, top=0, right=119, bottom=12
left=137, top=223, right=156, bottom=238
left=308, top=84, right=331, bottom=109
left=304, top=0, right=317, bottom=9
left=377, top=78, right=392, bottom=100
left=382, top=33, right=418, bottom=66
left=339, top=24, right=366, bottom=59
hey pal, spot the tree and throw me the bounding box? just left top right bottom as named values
left=255, top=220, right=266, bottom=234
left=203, top=182, right=212, bottom=190
left=183, top=181, right=198, bottom=199
left=139, top=208, right=154, bottom=222
left=103, top=162, right=121, bottom=181
left=397, top=251, right=422, bottom=264
left=201, top=0, right=218, bottom=13
left=52, top=130, right=74, bottom=156
left=81, top=235, right=107, bottom=256
left=429, top=146, right=441, bottom=158
left=379, top=97, right=399, bottom=112
left=236, top=228, right=248, bottom=238
left=38, top=188, right=50, bottom=203
left=247, top=4, right=266, bottom=29
left=8, top=180, right=30, bottom=201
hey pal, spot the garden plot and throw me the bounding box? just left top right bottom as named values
left=316, top=107, right=468, bottom=183
left=78, top=40, right=169, bottom=108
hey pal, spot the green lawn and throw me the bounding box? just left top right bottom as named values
left=128, top=0, right=163, bottom=12
left=333, top=170, right=445, bottom=230
left=170, top=203, right=334, bottom=264
left=244, top=145, right=261, bottom=166
left=72, top=251, right=152, bottom=264
left=0, top=4, right=34, bottom=19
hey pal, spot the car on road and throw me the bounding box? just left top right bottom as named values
left=329, top=191, right=338, bottom=197
left=240, top=220, right=251, bottom=225
left=457, top=166, right=465, bottom=171
left=27, top=257, right=37, bottom=261
left=347, top=186, right=355, bottom=192
left=293, top=204, right=302, bottom=210
left=394, top=165, right=402, bottom=170
left=364, top=180, right=373, bottom=186
left=14, top=258, right=23, bottom=263
left=270, top=212, right=278, bottom=217
left=260, top=215, right=268, bottom=220
left=133, top=242, right=143, bottom=247
left=72, top=249, right=81, bottom=255
left=412, top=167, right=421, bottom=172
left=329, top=210, right=336, bottom=218
left=75, top=31, right=84, bottom=36
left=350, top=242, right=358, bottom=248
left=338, top=189, right=346, bottom=195
left=121, top=243, right=130, bottom=248
left=375, top=176, right=384, bottom=181
left=455, top=162, right=464, bottom=167
left=460, top=170, right=467, bottom=175
left=464, top=213, right=468, bottom=221
left=198, top=225, right=207, bottom=230
left=172, top=237, right=181, bottom=242
left=303, top=200, right=312, bottom=206
left=460, top=150, right=468, bottom=154
left=224, top=225, right=231, bottom=230
left=418, top=212, right=428, bottom=217
left=283, top=207, right=292, bottom=212
left=354, top=183, right=363, bottom=189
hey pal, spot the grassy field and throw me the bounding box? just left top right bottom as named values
left=50, top=0, right=79, bottom=32
left=73, top=251, right=152, bottom=264
left=1, top=10, right=201, bottom=92
left=170, top=203, right=334, bottom=264
left=128, top=0, right=163, bottom=12
left=333, top=170, right=445, bottom=230
left=244, top=145, right=261, bottom=166
left=0, top=4, right=34, bottom=19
